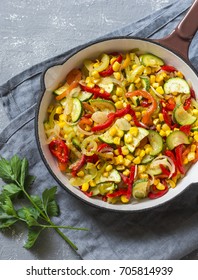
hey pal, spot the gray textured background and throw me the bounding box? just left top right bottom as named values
left=0, top=0, right=197, bottom=260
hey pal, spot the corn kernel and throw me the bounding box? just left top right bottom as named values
left=121, top=195, right=129, bottom=203
left=121, top=146, right=129, bottom=155
left=117, top=129, right=124, bottom=138
left=81, top=182, right=89, bottom=192
left=156, top=86, right=164, bottom=95
left=115, top=101, right=123, bottom=109
left=158, top=113, right=164, bottom=122
left=77, top=170, right=84, bottom=177
left=112, top=61, right=121, bottom=72
left=113, top=137, right=121, bottom=145
left=110, top=57, right=116, bottom=64
left=112, top=94, right=119, bottom=102
left=135, top=82, right=142, bottom=89
left=124, top=158, right=131, bottom=167
left=89, top=180, right=96, bottom=187
left=156, top=74, right=164, bottom=83
left=135, top=111, right=141, bottom=118
left=103, top=172, right=109, bottom=177
left=191, top=144, right=196, bottom=152
left=132, top=64, right=138, bottom=69
left=55, top=106, right=63, bottom=114
left=176, top=71, right=183, bottom=78
left=154, top=179, right=160, bottom=185
left=116, top=165, right=125, bottom=171
left=139, top=150, right=146, bottom=158
left=194, top=134, right=198, bottom=142
left=123, top=169, right=130, bottom=176
left=134, top=77, right=141, bottom=84
left=165, top=130, right=172, bottom=137
left=117, top=155, right=124, bottom=165
left=59, top=114, right=65, bottom=121
left=138, top=165, right=146, bottom=173
left=183, top=158, right=189, bottom=165
left=114, top=149, right=120, bottom=156
left=162, top=123, right=171, bottom=131
left=106, top=165, right=113, bottom=172
left=153, top=118, right=160, bottom=125
left=129, top=126, right=139, bottom=137
left=156, top=124, right=161, bottom=132
left=193, top=109, right=198, bottom=117
left=144, top=67, right=152, bottom=75
left=187, top=152, right=195, bottom=162
left=159, top=130, right=166, bottom=137
left=156, top=182, right=166, bottom=191
left=152, top=82, right=159, bottom=88
left=109, top=126, right=117, bottom=137
left=113, top=72, right=121, bottom=80
left=150, top=75, right=156, bottom=84
left=91, top=70, right=100, bottom=79
left=126, top=154, right=134, bottom=161
left=85, top=76, right=92, bottom=83
left=167, top=179, right=176, bottom=188
left=58, top=121, right=65, bottom=128
left=124, top=134, right=133, bottom=144
left=135, top=148, right=141, bottom=156
left=133, top=156, right=141, bottom=164
left=139, top=173, right=149, bottom=179
left=124, top=114, right=132, bottom=122
left=87, top=82, right=95, bottom=88
left=116, top=87, right=124, bottom=97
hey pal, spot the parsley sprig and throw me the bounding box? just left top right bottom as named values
left=0, top=155, right=88, bottom=250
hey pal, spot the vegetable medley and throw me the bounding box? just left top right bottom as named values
left=44, top=50, right=198, bottom=204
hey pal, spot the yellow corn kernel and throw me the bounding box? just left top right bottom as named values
left=114, top=149, right=120, bottom=156
left=47, top=105, right=54, bottom=113
left=133, top=156, right=141, bottom=164
left=91, top=70, right=100, bottom=79
left=155, top=74, right=164, bottom=83
left=139, top=173, right=149, bottom=179
left=156, top=182, right=166, bottom=191
left=55, top=106, right=63, bottom=114
left=110, top=57, right=117, bottom=64
left=87, top=82, right=95, bottom=88
left=117, top=129, right=124, bottom=138
left=126, top=154, right=134, bottom=161
left=162, top=123, right=171, bottom=131
left=152, top=82, right=159, bottom=88
left=159, top=130, right=166, bottom=137
left=167, top=179, right=176, bottom=188
left=121, top=195, right=129, bottom=203
left=154, top=179, right=160, bottom=185
left=116, top=87, right=124, bottom=97
left=116, top=165, right=125, bottom=171
left=112, top=61, right=121, bottom=72
left=77, top=170, right=84, bottom=177
left=144, top=144, right=152, bottom=154
left=112, top=94, right=118, bottom=102
left=176, top=71, right=183, bottom=78
left=115, top=101, right=123, bottom=109
left=138, top=165, right=146, bottom=173
left=124, top=158, right=131, bottom=167
left=153, top=118, right=160, bottom=125
left=183, top=157, right=189, bottom=165
left=85, top=76, right=92, bottom=83
left=194, top=134, right=198, bottom=142
left=103, top=172, right=109, bottom=177
left=109, top=126, right=117, bottom=137
left=187, top=152, right=196, bottom=162
left=135, top=82, right=142, bottom=89
left=105, top=165, right=113, bottom=172
left=139, top=150, right=146, bottom=158
left=124, top=114, right=132, bottom=122
left=134, top=77, right=141, bottom=84
left=117, top=155, right=124, bottom=165
left=150, top=75, right=156, bottom=84
left=123, top=169, right=130, bottom=176
left=121, top=146, right=129, bottom=156
left=135, top=111, right=141, bottom=118
left=89, top=180, right=96, bottom=187
left=156, top=86, right=164, bottom=95
left=144, top=67, right=152, bottom=75
left=165, top=130, right=172, bottom=137
left=132, top=64, right=138, bottom=69
left=192, top=109, right=198, bottom=117
left=191, top=144, right=196, bottom=152
left=113, top=137, right=121, bottom=145
left=125, top=134, right=133, bottom=144
left=59, top=114, right=65, bottom=121
left=156, top=124, right=161, bottom=132
left=81, top=182, right=89, bottom=192
left=58, top=121, right=65, bottom=128
left=158, top=113, right=164, bottom=122
left=135, top=148, right=141, bottom=156
left=129, top=126, right=139, bottom=137
left=113, top=72, right=121, bottom=80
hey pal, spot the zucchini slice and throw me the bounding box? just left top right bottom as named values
left=140, top=53, right=164, bottom=67
left=148, top=130, right=163, bottom=156
left=164, top=77, right=190, bottom=94
left=132, top=179, right=149, bottom=199
left=77, top=91, right=93, bottom=102
left=141, top=77, right=150, bottom=91
left=89, top=98, right=116, bottom=112
left=173, top=104, right=196, bottom=125
left=166, top=130, right=190, bottom=150
left=53, top=84, right=68, bottom=96
left=141, top=154, right=155, bottom=164
left=71, top=98, right=83, bottom=122
left=99, top=130, right=114, bottom=144
left=98, top=82, right=114, bottom=93
left=95, top=169, right=121, bottom=184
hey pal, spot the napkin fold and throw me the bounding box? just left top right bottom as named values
left=0, top=0, right=198, bottom=260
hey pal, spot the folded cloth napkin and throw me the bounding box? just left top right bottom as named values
left=0, top=0, right=198, bottom=260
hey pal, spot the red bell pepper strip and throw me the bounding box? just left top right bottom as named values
left=106, top=189, right=128, bottom=198
left=148, top=183, right=168, bottom=199
left=183, top=97, right=191, bottom=110
left=159, top=164, right=170, bottom=177
left=164, top=150, right=178, bottom=178
left=190, top=88, right=196, bottom=99
left=161, top=65, right=176, bottom=72
left=91, top=113, right=115, bottom=132
left=180, top=124, right=192, bottom=135
left=160, top=98, right=175, bottom=111
left=175, top=144, right=185, bottom=174
left=120, top=173, right=130, bottom=185
left=71, top=154, right=87, bottom=176
left=49, top=139, right=69, bottom=164
left=126, top=165, right=136, bottom=199
left=80, top=84, right=111, bottom=100
left=99, top=54, right=122, bottom=77
left=114, top=104, right=131, bottom=118
left=162, top=107, right=178, bottom=129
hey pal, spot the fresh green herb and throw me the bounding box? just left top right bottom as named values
left=0, top=155, right=88, bottom=250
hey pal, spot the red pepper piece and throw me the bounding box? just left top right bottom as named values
left=106, top=189, right=127, bottom=198
left=164, top=150, right=178, bottom=178
left=80, top=84, right=111, bottom=100
left=91, top=114, right=115, bottom=132
left=99, top=54, right=122, bottom=77
left=114, top=104, right=131, bottom=118
left=49, top=139, right=69, bottom=164
left=190, top=88, right=196, bottom=99
left=180, top=124, right=192, bottom=135
left=183, top=97, right=191, bottom=110
left=148, top=184, right=168, bottom=199
left=160, top=98, right=176, bottom=111
left=120, top=173, right=129, bottom=185
left=161, top=65, right=176, bottom=72
left=126, top=165, right=136, bottom=199
left=140, top=99, right=150, bottom=107
left=71, top=154, right=87, bottom=176
left=175, top=144, right=185, bottom=174
left=128, top=107, right=147, bottom=128
left=159, top=164, right=170, bottom=177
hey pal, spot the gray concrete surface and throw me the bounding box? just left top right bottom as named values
left=0, top=0, right=197, bottom=260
